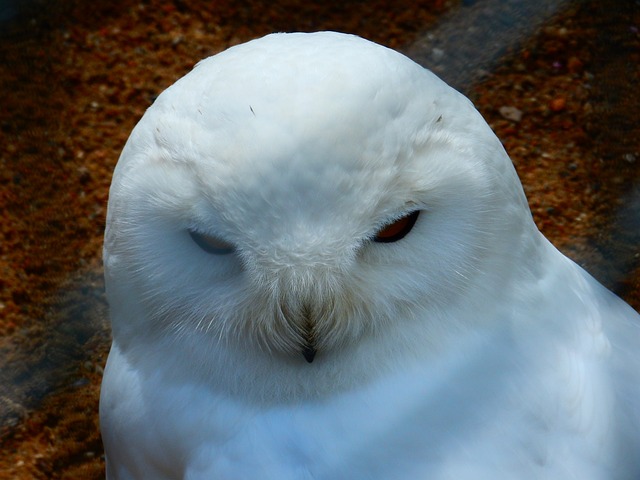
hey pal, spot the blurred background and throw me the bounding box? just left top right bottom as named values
left=0, top=0, right=638, bottom=477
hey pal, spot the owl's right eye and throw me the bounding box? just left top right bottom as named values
left=374, top=210, right=420, bottom=243
left=188, top=230, right=235, bottom=255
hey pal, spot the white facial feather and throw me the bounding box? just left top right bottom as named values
left=101, top=32, right=640, bottom=480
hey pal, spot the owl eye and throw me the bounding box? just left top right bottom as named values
left=189, top=230, right=235, bottom=255
left=374, top=210, right=420, bottom=243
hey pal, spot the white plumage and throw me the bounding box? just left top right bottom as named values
left=100, top=32, right=640, bottom=479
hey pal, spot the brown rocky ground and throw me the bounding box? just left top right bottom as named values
left=0, top=0, right=637, bottom=478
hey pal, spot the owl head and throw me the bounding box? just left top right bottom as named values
left=104, top=32, right=536, bottom=376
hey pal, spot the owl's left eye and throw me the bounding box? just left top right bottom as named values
left=188, top=230, right=235, bottom=255
left=374, top=210, right=420, bottom=243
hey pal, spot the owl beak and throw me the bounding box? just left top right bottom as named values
left=302, top=343, right=317, bottom=363
left=300, top=305, right=316, bottom=363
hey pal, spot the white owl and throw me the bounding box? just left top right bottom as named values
left=100, top=32, right=640, bottom=479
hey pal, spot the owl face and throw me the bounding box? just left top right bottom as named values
left=104, top=32, right=533, bottom=366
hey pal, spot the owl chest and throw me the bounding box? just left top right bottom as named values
left=156, top=373, right=610, bottom=480
left=103, top=340, right=615, bottom=479
left=126, top=354, right=607, bottom=480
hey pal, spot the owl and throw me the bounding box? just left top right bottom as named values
left=100, top=32, right=640, bottom=479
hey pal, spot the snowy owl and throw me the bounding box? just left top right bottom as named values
left=100, top=32, right=640, bottom=479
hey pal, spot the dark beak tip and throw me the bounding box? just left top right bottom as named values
left=302, top=347, right=317, bottom=363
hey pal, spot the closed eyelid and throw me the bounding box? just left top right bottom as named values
left=188, top=230, right=236, bottom=255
